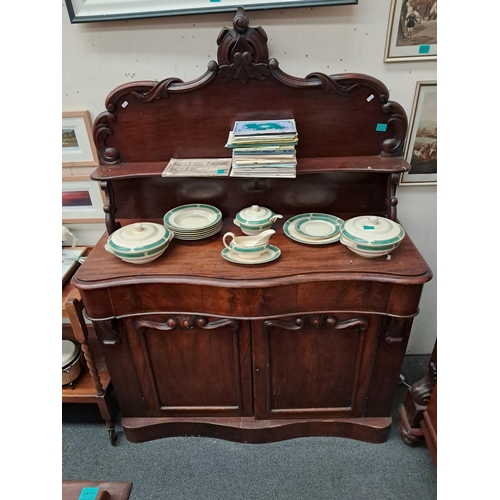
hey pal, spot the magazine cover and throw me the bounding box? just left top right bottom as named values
left=233, top=119, right=297, bottom=136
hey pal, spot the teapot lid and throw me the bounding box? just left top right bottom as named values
left=236, top=205, right=274, bottom=225
left=107, top=222, right=171, bottom=254
left=341, top=216, right=405, bottom=246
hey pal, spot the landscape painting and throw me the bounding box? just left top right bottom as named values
left=401, top=82, right=437, bottom=185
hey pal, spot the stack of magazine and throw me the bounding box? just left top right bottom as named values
left=225, top=119, right=298, bottom=178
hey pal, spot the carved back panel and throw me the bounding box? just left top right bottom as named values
left=93, top=7, right=407, bottom=166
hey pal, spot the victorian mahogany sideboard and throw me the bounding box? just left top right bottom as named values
left=72, top=8, right=432, bottom=444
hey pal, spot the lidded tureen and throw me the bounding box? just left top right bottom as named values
left=105, top=222, right=174, bottom=264
left=340, top=215, right=405, bottom=258
left=234, top=205, right=283, bottom=235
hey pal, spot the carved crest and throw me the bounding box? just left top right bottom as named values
left=217, top=6, right=270, bottom=83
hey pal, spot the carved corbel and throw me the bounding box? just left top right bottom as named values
left=93, top=319, right=121, bottom=346
left=387, top=173, right=400, bottom=221
left=100, top=180, right=120, bottom=235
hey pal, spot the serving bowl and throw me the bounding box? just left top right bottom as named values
left=340, top=216, right=405, bottom=258
left=105, top=222, right=174, bottom=264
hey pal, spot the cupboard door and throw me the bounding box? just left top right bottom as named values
left=124, top=315, right=253, bottom=417
left=252, top=314, right=380, bottom=420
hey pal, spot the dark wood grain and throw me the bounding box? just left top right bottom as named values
left=73, top=8, right=432, bottom=444
left=121, top=416, right=392, bottom=444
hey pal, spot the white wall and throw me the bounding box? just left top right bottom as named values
left=62, top=0, right=437, bottom=354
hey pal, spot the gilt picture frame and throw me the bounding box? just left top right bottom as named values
left=62, top=111, right=98, bottom=167
left=65, top=0, right=357, bottom=23
left=62, top=175, right=106, bottom=223
left=400, top=81, right=437, bottom=186
left=384, top=0, right=437, bottom=62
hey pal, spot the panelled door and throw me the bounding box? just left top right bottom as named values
left=251, top=313, right=381, bottom=420
left=123, top=314, right=253, bottom=418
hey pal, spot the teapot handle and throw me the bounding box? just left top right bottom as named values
left=222, top=232, right=235, bottom=250
left=270, top=214, right=283, bottom=223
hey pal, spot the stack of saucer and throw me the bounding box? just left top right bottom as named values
left=163, top=204, right=223, bottom=240
left=283, top=213, right=343, bottom=245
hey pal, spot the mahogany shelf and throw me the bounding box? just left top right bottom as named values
left=90, top=156, right=410, bottom=181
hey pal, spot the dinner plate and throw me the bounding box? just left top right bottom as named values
left=295, top=214, right=340, bottom=239
left=221, top=245, right=281, bottom=265
left=284, top=213, right=343, bottom=245
left=163, top=204, right=222, bottom=230
left=166, top=221, right=223, bottom=236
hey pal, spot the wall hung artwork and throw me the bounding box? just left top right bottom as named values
left=65, top=0, right=357, bottom=23
left=400, top=81, right=437, bottom=186
left=385, top=0, right=437, bottom=62
left=62, top=111, right=98, bottom=167
left=62, top=176, right=105, bottom=223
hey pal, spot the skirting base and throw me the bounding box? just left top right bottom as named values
left=121, top=416, right=392, bottom=444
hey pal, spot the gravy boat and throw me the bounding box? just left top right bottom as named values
left=223, top=229, right=275, bottom=259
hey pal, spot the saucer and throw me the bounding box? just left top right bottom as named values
left=284, top=213, right=343, bottom=245
left=295, top=215, right=339, bottom=239
left=221, top=245, right=281, bottom=265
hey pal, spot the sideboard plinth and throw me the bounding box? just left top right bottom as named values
left=122, top=416, right=392, bottom=444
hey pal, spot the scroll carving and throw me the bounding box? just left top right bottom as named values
left=217, top=6, right=270, bottom=83
left=130, top=62, right=219, bottom=102
left=136, top=315, right=240, bottom=332
left=94, top=319, right=120, bottom=346
left=264, top=315, right=369, bottom=332
left=410, top=361, right=437, bottom=406
left=93, top=111, right=120, bottom=165
left=380, top=101, right=407, bottom=157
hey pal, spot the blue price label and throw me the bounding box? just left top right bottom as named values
left=78, top=487, right=99, bottom=500
left=375, top=123, right=387, bottom=132
left=419, top=45, right=431, bottom=54
left=216, top=169, right=225, bottom=174
left=363, top=225, right=375, bottom=230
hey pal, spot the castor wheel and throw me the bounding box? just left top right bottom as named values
left=108, top=426, right=116, bottom=445
left=106, top=421, right=116, bottom=445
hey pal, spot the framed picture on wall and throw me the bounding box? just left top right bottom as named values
left=62, top=111, right=98, bottom=167
left=62, top=176, right=105, bottom=223
left=400, top=81, right=437, bottom=186
left=384, top=0, right=437, bottom=62
left=65, top=0, right=357, bottom=23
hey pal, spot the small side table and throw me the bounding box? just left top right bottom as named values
left=63, top=277, right=116, bottom=445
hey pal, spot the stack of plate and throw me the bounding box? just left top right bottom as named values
left=283, top=213, right=343, bottom=245
left=163, top=204, right=223, bottom=240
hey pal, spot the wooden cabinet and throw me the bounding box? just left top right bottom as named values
left=72, top=8, right=432, bottom=445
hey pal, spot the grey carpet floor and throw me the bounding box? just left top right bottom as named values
left=62, top=355, right=437, bottom=500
